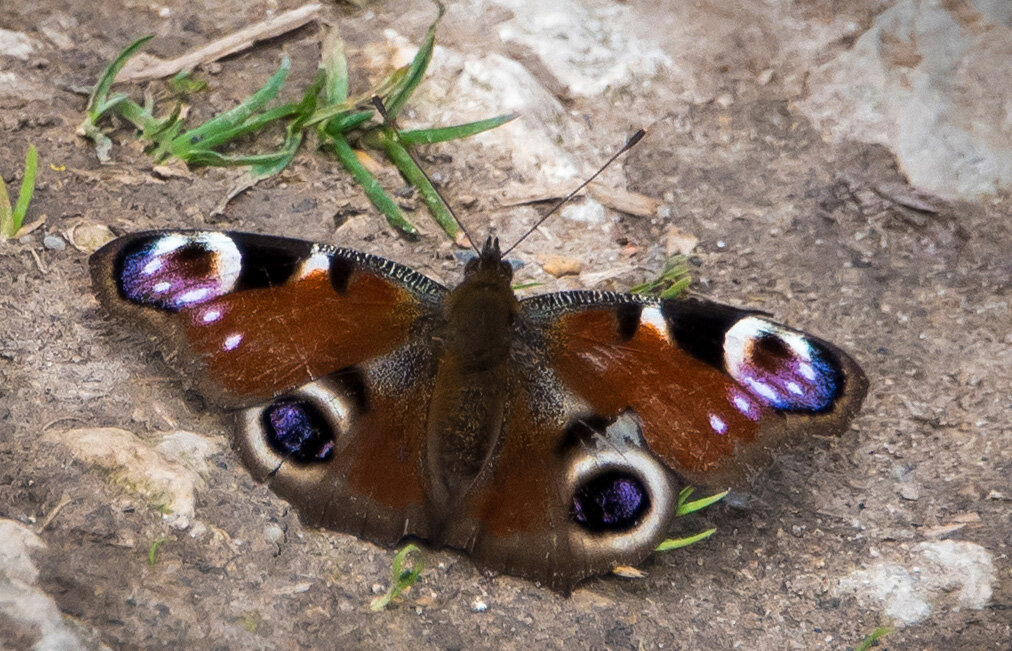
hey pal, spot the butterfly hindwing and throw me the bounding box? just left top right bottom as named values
left=90, top=231, right=446, bottom=407
left=521, top=292, right=868, bottom=488
left=235, top=342, right=438, bottom=545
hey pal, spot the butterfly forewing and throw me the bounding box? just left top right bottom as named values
left=90, top=231, right=446, bottom=407
left=522, top=292, right=868, bottom=488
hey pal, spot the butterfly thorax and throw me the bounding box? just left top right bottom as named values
left=426, top=239, right=518, bottom=512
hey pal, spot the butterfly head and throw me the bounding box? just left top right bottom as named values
left=464, top=236, right=513, bottom=283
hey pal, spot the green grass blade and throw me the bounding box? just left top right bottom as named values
left=321, top=28, right=349, bottom=105
left=655, top=528, right=717, bottom=552
left=12, top=144, right=38, bottom=226
left=382, top=7, right=442, bottom=118
left=175, top=57, right=291, bottom=149
left=370, top=544, right=424, bottom=611
left=369, top=128, right=458, bottom=239
left=0, top=169, right=11, bottom=238
left=84, top=35, right=153, bottom=121
left=630, top=254, right=692, bottom=298
left=676, top=488, right=728, bottom=517
left=167, top=70, right=207, bottom=96
left=322, top=110, right=375, bottom=137
left=328, top=134, right=419, bottom=237
left=114, top=97, right=163, bottom=133
left=854, top=626, right=892, bottom=651
left=399, top=114, right=517, bottom=145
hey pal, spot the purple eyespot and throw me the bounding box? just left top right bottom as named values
left=263, top=399, right=334, bottom=463
left=117, top=233, right=241, bottom=311
left=571, top=472, right=650, bottom=532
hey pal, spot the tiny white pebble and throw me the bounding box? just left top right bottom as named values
left=471, top=599, right=488, bottom=613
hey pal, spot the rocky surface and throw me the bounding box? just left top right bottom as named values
left=1, top=0, right=1008, bottom=648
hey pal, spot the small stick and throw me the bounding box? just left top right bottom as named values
left=119, top=4, right=323, bottom=82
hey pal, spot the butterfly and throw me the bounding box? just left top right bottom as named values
left=90, top=228, right=867, bottom=592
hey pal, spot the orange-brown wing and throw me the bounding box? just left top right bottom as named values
left=440, top=369, right=678, bottom=593
left=519, top=292, right=868, bottom=488
left=91, top=230, right=447, bottom=542
left=90, top=231, right=446, bottom=407
left=234, top=343, right=436, bottom=545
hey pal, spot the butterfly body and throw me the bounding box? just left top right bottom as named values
left=91, top=230, right=867, bottom=591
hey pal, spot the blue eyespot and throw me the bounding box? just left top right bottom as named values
left=570, top=472, right=650, bottom=532
left=263, top=399, right=335, bottom=463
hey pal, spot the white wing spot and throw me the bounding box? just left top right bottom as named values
left=177, top=287, right=211, bottom=304
left=142, top=258, right=163, bottom=275
left=299, top=251, right=330, bottom=280
left=746, top=378, right=779, bottom=402
left=640, top=306, right=669, bottom=339
left=223, top=333, right=243, bottom=351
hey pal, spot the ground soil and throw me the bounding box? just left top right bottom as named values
left=1, top=1, right=1009, bottom=649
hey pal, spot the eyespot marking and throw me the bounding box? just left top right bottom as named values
left=117, top=233, right=241, bottom=311
left=262, top=399, right=335, bottom=463
left=570, top=471, right=651, bottom=533
left=724, top=316, right=842, bottom=412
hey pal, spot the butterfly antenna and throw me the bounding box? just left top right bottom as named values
left=370, top=96, right=479, bottom=253
left=501, top=129, right=646, bottom=257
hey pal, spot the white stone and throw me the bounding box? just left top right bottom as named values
left=0, top=28, right=42, bottom=60
left=49, top=428, right=221, bottom=529
left=837, top=540, right=995, bottom=626
left=486, top=0, right=672, bottom=97
left=799, top=0, right=1012, bottom=199
left=0, top=519, right=94, bottom=650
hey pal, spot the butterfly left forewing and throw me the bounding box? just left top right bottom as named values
left=90, top=230, right=446, bottom=407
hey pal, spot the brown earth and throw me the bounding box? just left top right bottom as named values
left=1, top=0, right=1009, bottom=649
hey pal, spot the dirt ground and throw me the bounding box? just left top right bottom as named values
left=1, top=0, right=1009, bottom=649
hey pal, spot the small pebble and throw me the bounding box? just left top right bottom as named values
left=43, top=234, right=66, bottom=250
left=471, top=599, right=488, bottom=613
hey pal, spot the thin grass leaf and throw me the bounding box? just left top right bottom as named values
left=655, top=528, right=717, bottom=552
left=329, top=134, right=419, bottom=237
left=12, top=145, right=38, bottom=227
left=370, top=544, right=424, bottom=611
left=368, top=128, right=458, bottom=239
left=76, top=36, right=154, bottom=161
left=322, top=110, right=374, bottom=138
left=399, top=114, right=517, bottom=146
left=321, top=28, right=349, bottom=105
left=0, top=171, right=10, bottom=239
left=629, top=254, right=692, bottom=298
left=178, top=103, right=304, bottom=158
left=1, top=144, right=39, bottom=239
left=174, top=57, right=291, bottom=151
left=167, top=70, right=207, bottom=96
left=148, top=536, right=168, bottom=566
left=83, top=35, right=153, bottom=122
left=246, top=71, right=324, bottom=179
left=676, top=487, right=728, bottom=517
left=854, top=626, right=892, bottom=651
left=382, top=6, right=442, bottom=118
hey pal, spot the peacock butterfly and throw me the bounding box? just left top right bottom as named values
left=89, top=223, right=867, bottom=591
